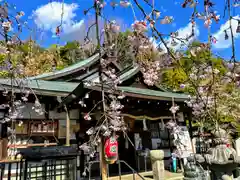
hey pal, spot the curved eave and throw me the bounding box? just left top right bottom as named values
left=118, top=86, right=189, bottom=102
left=85, top=84, right=189, bottom=102
left=82, top=65, right=141, bottom=84
left=0, top=79, right=79, bottom=97
left=28, top=53, right=100, bottom=81
left=117, top=66, right=170, bottom=92
left=119, top=65, right=140, bottom=82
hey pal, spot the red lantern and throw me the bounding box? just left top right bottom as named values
left=104, top=136, right=118, bottom=164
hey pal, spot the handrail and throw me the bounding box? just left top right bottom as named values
left=86, top=159, right=145, bottom=180
left=117, top=160, right=145, bottom=180
left=86, top=160, right=100, bottom=180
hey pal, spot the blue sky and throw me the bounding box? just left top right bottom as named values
left=5, top=0, right=240, bottom=60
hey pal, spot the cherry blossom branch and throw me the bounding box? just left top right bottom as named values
left=84, top=22, right=97, bottom=42
left=227, top=0, right=236, bottom=67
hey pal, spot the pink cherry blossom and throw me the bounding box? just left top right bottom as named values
left=84, top=113, right=92, bottom=121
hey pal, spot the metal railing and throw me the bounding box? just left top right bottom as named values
left=117, top=160, right=145, bottom=180
left=136, top=154, right=151, bottom=172
left=86, top=160, right=145, bottom=180
left=87, top=160, right=101, bottom=180
left=0, top=158, right=77, bottom=180
left=0, top=156, right=146, bottom=180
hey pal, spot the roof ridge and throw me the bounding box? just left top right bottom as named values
left=28, top=53, right=100, bottom=81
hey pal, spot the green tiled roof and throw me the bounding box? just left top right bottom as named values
left=119, top=65, right=140, bottom=82
left=82, top=65, right=140, bottom=83
left=0, top=79, right=79, bottom=97
left=85, top=84, right=189, bottom=102
left=29, top=53, right=100, bottom=80
left=0, top=80, right=188, bottom=101
left=118, top=86, right=189, bottom=101
left=116, top=66, right=171, bottom=92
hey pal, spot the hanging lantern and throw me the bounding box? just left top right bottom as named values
left=236, top=20, right=240, bottom=33
left=224, top=30, right=229, bottom=40
left=104, top=136, right=119, bottom=164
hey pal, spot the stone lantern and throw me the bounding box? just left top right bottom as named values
left=193, top=128, right=240, bottom=180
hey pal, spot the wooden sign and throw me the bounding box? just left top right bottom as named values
left=174, top=126, right=193, bottom=158
left=15, top=122, right=28, bottom=135
left=29, top=121, right=58, bottom=135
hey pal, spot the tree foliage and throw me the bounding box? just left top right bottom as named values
left=162, top=41, right=227, bottom=93
left=0, top=40, right=96, bottom=77
left=161, top=42, right=240, bottom=136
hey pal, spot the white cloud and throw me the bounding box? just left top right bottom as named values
left=173, top=22, right=200, bottom=48
left=32, top=1, right=85, bottom=41
left=60, top=20, right=85, bottom=41
left=212, top=15, right=240, bottom=49
left=153, top=22, right=199, bottom=52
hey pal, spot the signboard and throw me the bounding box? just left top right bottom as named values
left=15, top=122, right=28, bottom=135
left=58, top=120, right=80, bottom=139
left=174, top=126, right=193, bottom=158
left=29, top=121, right=57, bottom=134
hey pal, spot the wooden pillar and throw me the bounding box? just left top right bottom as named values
left=64, top=105, right=70, bottom=146
left=100, top=138, right=107, bottom=180
left=186, top=110, right=193, bottom=139
left=0, top=123, right=8, bottom=160
left=186, top=109, right=196, bottom=153
left=44, top=99, right=50, bottom=120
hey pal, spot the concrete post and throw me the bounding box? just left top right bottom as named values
left=150, top=150, right=165, bottom=180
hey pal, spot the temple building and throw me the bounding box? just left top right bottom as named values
left=0, top=53, right=192, bottom=177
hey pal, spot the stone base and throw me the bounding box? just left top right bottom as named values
left=209, top=163, right=238, bottom=180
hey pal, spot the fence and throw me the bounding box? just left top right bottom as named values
left=0, top=144, right=155, bottom=180
left=0, top=158, right=76, bottom=180
left=85, top=160, right=145, bottom=180
left=0, top=146, right=78, bottom=180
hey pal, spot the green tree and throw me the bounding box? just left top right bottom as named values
left=162, top=41, right=227, bottom=93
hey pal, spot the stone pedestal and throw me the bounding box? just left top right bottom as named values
left=208, top=163, right=238, bottom=180
left=150, top=150, right=165, bottom=180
